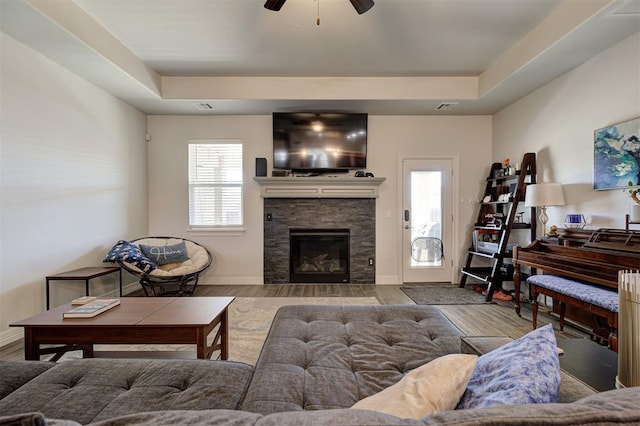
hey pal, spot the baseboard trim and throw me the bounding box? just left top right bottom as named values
left=200, top=277, right=401, bottom=285
left=200, top=276, right=264, bottom=285
left=375, top=275, right=401, bottom=285
left=0, top=328, right=23, bottom=348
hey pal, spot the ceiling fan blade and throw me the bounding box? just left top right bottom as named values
left=349, top=0, right=375, bottom=14
left=264, top=0, right=287, bottom=11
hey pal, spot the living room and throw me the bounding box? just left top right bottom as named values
left=2, top=0, right=638, bottom=321
left=1, top=0, right=639, bottom=338
left=0, top=1, right=639, bottom=422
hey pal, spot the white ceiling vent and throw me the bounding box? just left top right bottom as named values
left=435, top=102, right=458, bottom=111
left=609, top=0, right=640, bottom=16
left=193, top=102, right=215, bottom=111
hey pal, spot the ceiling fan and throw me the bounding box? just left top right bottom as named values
left=264, top=0, right=375, bottom=15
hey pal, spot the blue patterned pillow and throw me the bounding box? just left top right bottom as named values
left=103, top=240, right=157, bottom=273
left=139, top=242, right=189, bottom=265
left=457, top=324, right=560, bottom=409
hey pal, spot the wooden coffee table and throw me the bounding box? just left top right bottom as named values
left=11, top=297, right=234, bottom=361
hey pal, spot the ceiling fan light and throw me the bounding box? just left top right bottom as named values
left=349, top=0, right=375, bottom=14
left=264, top=0, right=287, bottom=11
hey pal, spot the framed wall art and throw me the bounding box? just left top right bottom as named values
left=594, top=116, right=640, bottom=190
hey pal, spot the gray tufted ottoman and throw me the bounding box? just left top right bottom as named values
left=241, top=304, right=464, bottom=414
left=0, top=358, right=253, bottom=424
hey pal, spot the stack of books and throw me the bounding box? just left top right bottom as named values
left=63, top=298, right=120, bottom=318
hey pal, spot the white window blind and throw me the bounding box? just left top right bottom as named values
left=188, top=142, right=243, bottom=227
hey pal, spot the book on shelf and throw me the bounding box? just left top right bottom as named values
left=63, top=298, right=120, bottom=318
left=71, top=296, right=97, bottom=305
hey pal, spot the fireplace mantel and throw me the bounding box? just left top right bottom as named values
left=253, top=176, right=386, bottom=198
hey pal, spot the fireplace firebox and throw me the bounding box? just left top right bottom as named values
left=290, top=229, right=350, bottom=283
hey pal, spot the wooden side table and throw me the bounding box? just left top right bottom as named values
left=46, top=266, right=122, bottom=310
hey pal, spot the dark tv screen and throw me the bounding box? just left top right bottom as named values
left=272, top=113, right=367, bottom=171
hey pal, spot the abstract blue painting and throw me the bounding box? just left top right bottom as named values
left=594, top=117, right=640, bottom=190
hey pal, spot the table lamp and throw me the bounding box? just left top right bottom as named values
left=524, top=183, right=565, bottom=237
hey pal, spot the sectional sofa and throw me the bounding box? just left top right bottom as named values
left=1, top=305, right=638, bottom=425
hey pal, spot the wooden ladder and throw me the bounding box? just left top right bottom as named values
left=459, top=153, right=537, bottom=301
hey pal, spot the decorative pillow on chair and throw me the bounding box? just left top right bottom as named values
left=139, top=242, right=190, bottom=265
left=456, top=324, right=561, bottom=409
left=103, top=240, right=157, bottom=273
left=351, top=354, right=478, bottom=419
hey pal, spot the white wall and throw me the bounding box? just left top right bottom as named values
left=147, top=116, right=270, bottom=284
left=147, top=115, right=492, bottom=284
left=493, top=33, right=640, bottom=231
left=0, top=34, right=149, bottom=345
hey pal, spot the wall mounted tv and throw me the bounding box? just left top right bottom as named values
left=272, top=112, right=367, bottom=172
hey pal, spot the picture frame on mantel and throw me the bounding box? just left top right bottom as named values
left=594, top=116, right=640, bottom=190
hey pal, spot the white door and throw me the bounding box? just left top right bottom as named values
left=402, top=158, right=453, bottom=283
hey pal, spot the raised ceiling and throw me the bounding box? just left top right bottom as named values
left=1, top=0, right=638, bottom=115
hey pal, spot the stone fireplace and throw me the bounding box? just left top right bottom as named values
left=263, top=198, right=376, bottom=284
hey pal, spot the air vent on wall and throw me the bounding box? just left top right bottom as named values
left=435, top=102, right=458, bottom=111
left=609, top=0, right=640, bottom=15
left=193, top=102, right=215, bottom=111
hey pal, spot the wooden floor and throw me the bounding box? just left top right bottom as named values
left=196, top=283, right=411, bottom=305
left=0, top=283, right=587, bottom=361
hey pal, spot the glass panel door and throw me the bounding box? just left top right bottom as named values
left=402, top=158, right=453, bottom=283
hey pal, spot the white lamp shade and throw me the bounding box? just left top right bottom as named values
left=525, top=183, right=565, bottom=207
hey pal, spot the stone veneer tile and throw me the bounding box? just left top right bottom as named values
left=264, top=198, right=376, bottom=284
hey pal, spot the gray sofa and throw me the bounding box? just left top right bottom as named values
left=1, top=305, right=639, bottom=425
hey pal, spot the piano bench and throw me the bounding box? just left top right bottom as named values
left=527, top=275, right=618, bottom=352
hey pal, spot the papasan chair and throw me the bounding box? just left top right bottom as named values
left=104, top=237, right=213, bottom=297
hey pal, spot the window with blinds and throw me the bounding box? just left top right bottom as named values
left=188, top=142, right=243, bottom=228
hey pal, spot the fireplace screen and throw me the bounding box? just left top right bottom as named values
left=290, top=229, right=350, bottom=283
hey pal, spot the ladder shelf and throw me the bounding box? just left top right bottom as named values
left=459, top=153, right=537, bottom=302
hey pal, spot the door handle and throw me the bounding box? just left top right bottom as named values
left=404, top=225, right=412, bottom=230
left=404, top=210, right=410, bottom=222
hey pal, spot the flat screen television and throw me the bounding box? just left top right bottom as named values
left=272, top=112, right=367, bottom=172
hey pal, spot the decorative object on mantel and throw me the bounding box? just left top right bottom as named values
left=524, top=183, right=566, bottom=237
left=617, top=271, right=639, bottom=389
left=593, top=117, right=639, bottom=190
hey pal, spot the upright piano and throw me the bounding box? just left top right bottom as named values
left=513, top=229, right=640, bottom=343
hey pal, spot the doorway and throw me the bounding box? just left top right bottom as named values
left=402, top=158, right=454, bottom=283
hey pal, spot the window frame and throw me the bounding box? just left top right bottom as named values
left=187, top=140, right=245, bottom=234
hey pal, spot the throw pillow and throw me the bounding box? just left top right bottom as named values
left=456, top=324, right=561, bottom=409
left=351, top=354, right=478, bottom=419
left=140, top=241, right=190, bottom=265
left=103, top=240, right=157, bottom=273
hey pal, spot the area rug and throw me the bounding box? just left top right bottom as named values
left=63, top=297, right=379, bottom=365
left=400, top=285, right=490, bottom=305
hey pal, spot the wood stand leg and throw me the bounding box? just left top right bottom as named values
left=558, top=301, right=566, bottom=331
left=608, top=316, right=618, bottom=352
left=221, top=308, right=228, bottom=360
left=531, top=290, right=539, bottom=329
left=514, top=266, right=522, bottom=316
